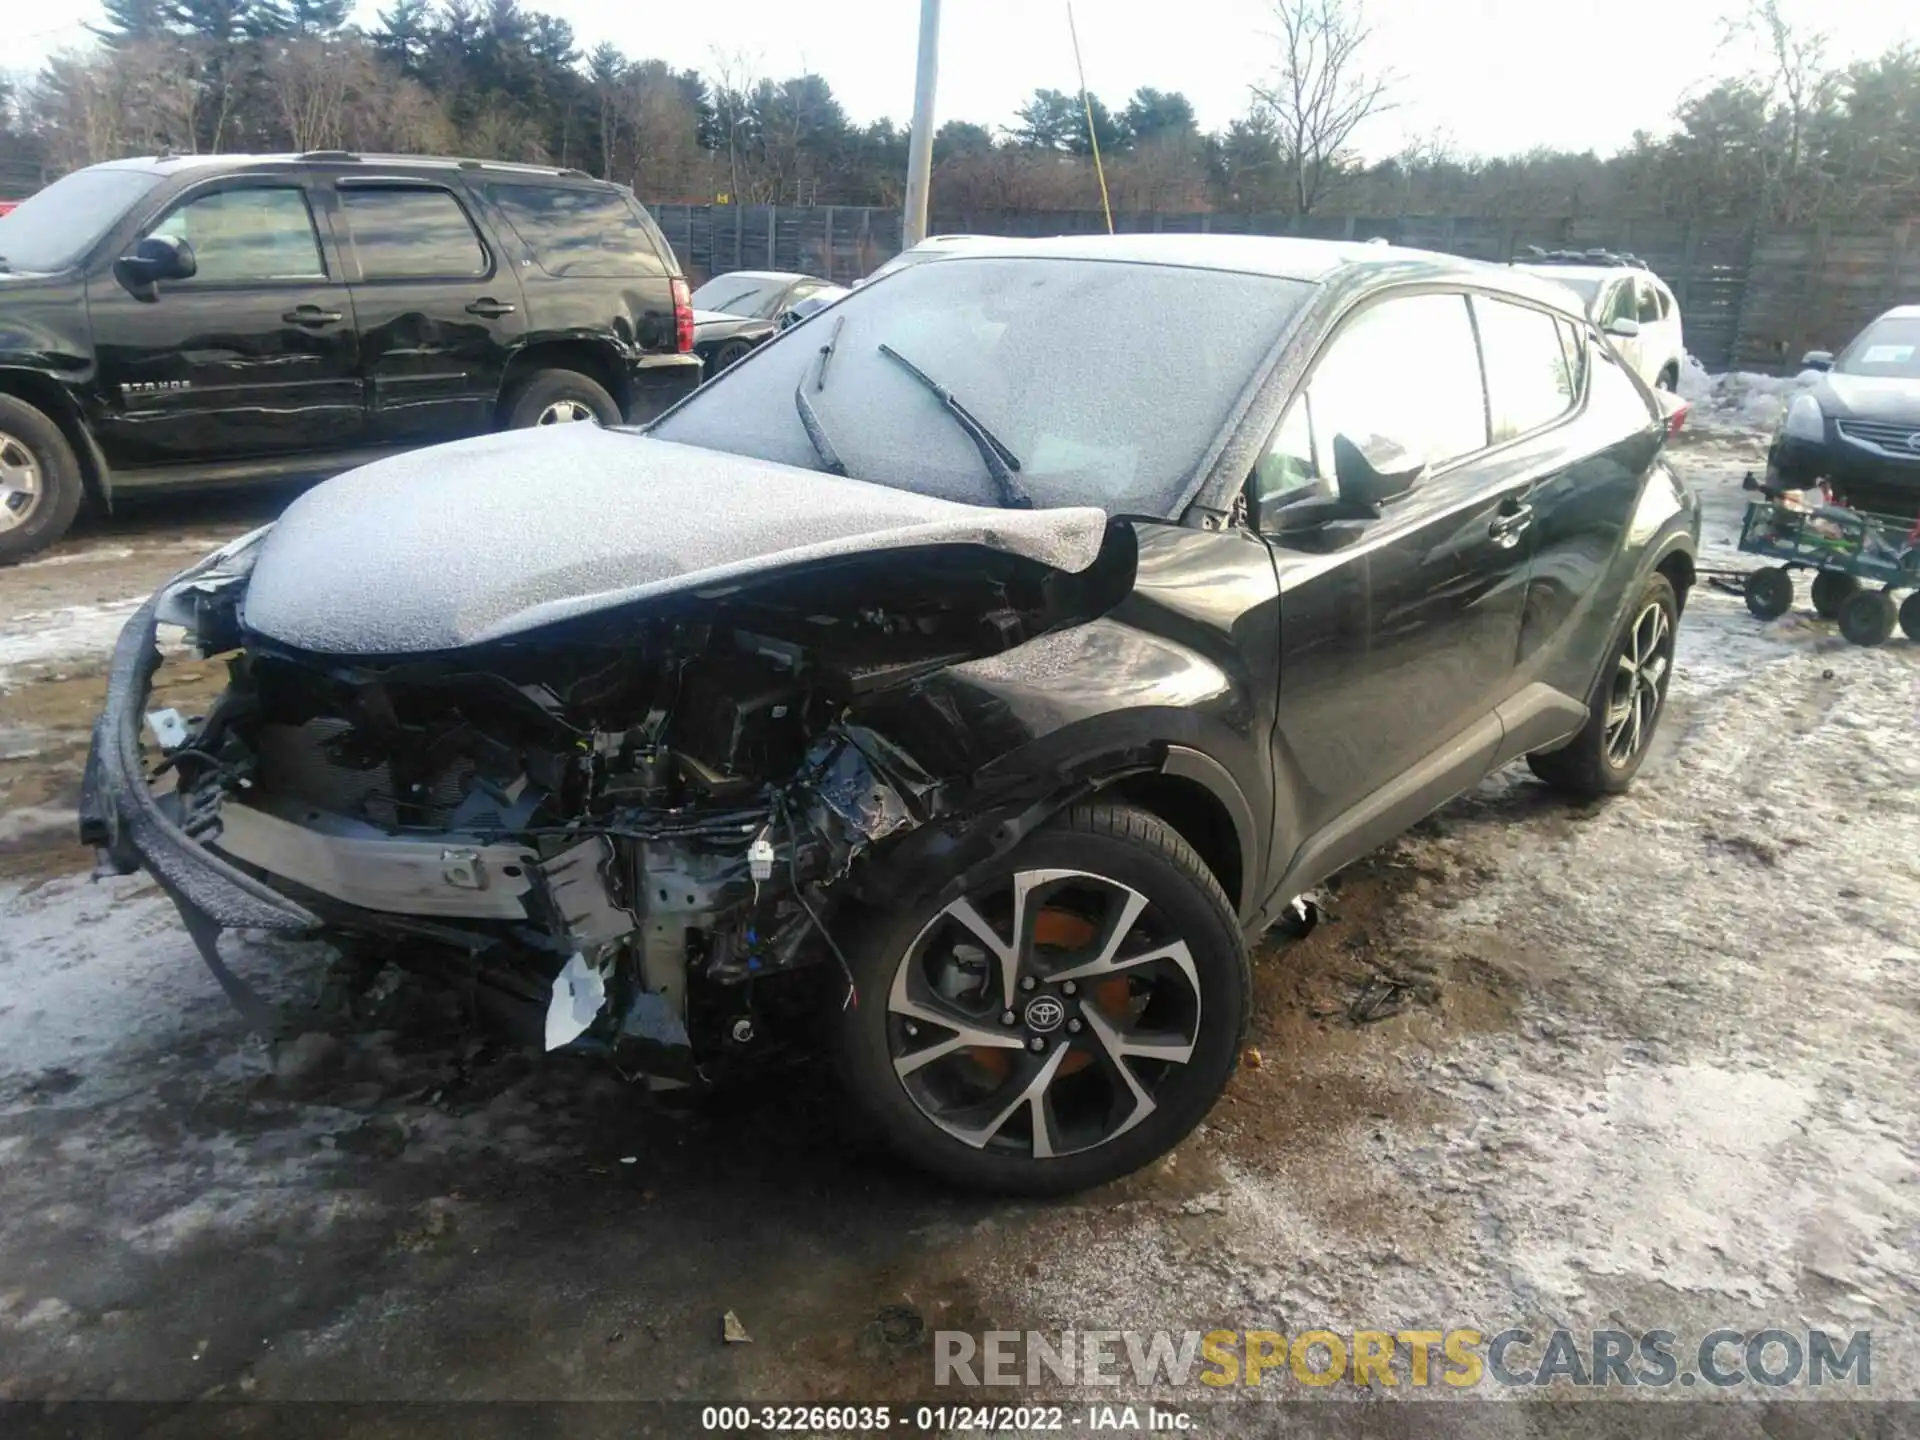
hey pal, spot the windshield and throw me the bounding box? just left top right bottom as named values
left=1835, top=316, right=1920, bottom=380
left=0, top=167, right=162, bottom=272
left=691, top=275, right=789, bottom=318
left=654, top=255, right=1310, bottom=516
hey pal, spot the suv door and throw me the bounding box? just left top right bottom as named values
left=330, top=177, right=527, bottom=446
left=87, top=176, right=365, bottom=469
left=1249, top=289, right=1532, bottom=868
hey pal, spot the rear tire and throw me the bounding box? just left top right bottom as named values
left=1810, top=569, right=1859, bottom=619
left=504, top=368, right=621, bottom=429
left=833, top=802, right=1250, bottom=1196
left=1743, top=566, right=1794, bottom=620
left=1838, top=590, right=1896, bottom=647
left=1528, top=573, right=1678, bottom=799
left=0, top=394, right=86, bottom=566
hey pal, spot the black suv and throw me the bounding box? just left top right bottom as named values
left=85, top=236, right=1698, bottom=1195
left=0, top=152, right=701, bottom=562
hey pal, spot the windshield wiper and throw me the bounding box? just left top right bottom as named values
left=876, top=342, right=1031, bottom=509
left=794, top=315, right=848, bottom=476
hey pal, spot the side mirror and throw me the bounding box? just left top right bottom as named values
left=1800, top=350, right=1834, bottom=371
left=1333, top=432, right=1424, bottom=512
left=118, top=234, right=196, bottom=286
left=1604, top=317, right=1641, bottom=340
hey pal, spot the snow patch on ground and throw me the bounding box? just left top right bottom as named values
left=0, top=600, right=141, bottom=684
left=1677, top=358, right=1822, bottom=435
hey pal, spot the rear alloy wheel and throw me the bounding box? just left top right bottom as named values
left=835, top=803, right=1249, bottom=1195
left=504, top=368, right=622, bottom=430
left=1810, top=569, right=1859, bottom=619
left=0, top=395, right=86, bottom=566
left=1743, top=565, right=1794, bottom=620
left=1838, top=589, right=1896, bottom=647
left=1529, top=573, right=1678, bottom=798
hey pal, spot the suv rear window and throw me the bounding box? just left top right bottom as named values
left=485, top=184, right=667, bottom=277
left=339, top=186, right=487, bottom=280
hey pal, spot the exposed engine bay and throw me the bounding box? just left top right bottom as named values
left=156, top=539, right=1136, bottom=1077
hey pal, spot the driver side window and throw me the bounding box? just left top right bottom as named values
left=147, top=186, right=326, bottom=284
left=1251, top=290, right=1488, bottom=519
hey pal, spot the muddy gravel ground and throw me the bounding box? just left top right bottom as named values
left=0, top=441, right=1915, bottom=1432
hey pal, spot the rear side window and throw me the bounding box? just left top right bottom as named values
left=148, top=186, right=324, bottom=282
left=1473, top=296, right=1576, bottom=442
left=1557, top=319, right=1589, bottom=396
left=1604, top=281, right=1637, bottom=326
left=1636, top=279, right=1664, bottom=324
left=339, top=187, right=487, bottom=280
left=1307, top=291, right=1489, bottom=473
left=485, top=184, right=667, bottom=277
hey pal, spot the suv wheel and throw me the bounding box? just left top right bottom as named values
left=504, top=368, right=622, bottom=430
left=0, top=395, right=85, bottom=566
left=834, top=803, right=1250, bottom=1196
left=1528, top=573, right=1678, bottom=798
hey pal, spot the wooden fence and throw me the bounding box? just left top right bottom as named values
left=649, top=203, right=1920, bottom=372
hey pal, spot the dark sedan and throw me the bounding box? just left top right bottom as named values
left=691, top=269, right=837, bottom=374
left=1768, top=305, right=1920, bottom=519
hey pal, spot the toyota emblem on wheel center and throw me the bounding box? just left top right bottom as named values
left=1024, top=996, right=1067, bottom=1033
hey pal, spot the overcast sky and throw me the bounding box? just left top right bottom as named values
left=13, top=0, right=1917, bottom=159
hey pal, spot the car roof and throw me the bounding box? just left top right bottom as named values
left=1877, top=304, right=1920, bottom=321
left=95, top=153, right=616, bottom=184
left=910, top=233, right=1589, bottom=316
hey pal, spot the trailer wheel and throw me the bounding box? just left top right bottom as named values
left=1810, top=569, right=1859, bottom=619
left=1838, top=589, right=1896, bottom=647
left=1743, top=566, right=1794, bottom=620
left=1899, top=591, right=1920, bottom=643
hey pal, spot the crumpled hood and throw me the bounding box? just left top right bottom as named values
left=241, top=425, right=1109, bottom=656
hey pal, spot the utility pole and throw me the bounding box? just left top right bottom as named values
left=902, top=0, right=940, bottom=249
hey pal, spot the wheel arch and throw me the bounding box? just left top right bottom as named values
left=0, top=367, right=111, bottom=513
left=497, top=339, right=630, bottom=423
left=1655, top=545, right=1695, bottom=614
left=1102, top=747, right=1254, bottom=922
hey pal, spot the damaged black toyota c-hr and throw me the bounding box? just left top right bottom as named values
left=82, top=236, right=1699, bottom=1195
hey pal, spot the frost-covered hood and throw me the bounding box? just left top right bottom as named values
left=241, top=425, right=1109, bottom=656
left=1815, top=372, right=1920, bottom=425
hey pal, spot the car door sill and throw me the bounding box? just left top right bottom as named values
left=1260, top=712, right=1504, bottom=928
left=111, top=447, right=415, bottom=491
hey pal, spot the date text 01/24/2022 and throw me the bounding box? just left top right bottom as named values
left=699, top=1404, right=1197, bottom=1431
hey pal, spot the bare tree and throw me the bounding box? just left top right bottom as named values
left=1250, top=0, right=1395, bottom=215
left=1722, top=0, right=1840, bottom=222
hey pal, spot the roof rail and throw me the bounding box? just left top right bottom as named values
left=1514, top=244, right=1647, bottom=269
left=298, top=150, right=361, bottom=163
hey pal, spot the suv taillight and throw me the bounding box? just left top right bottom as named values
left=672, top=278, right=694, bottom=353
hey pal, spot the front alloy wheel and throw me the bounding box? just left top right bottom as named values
left=837, top=804, right=1250, bottom=1195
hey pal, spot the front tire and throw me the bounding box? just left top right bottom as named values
left=834, top=803, right=1250, bottom=1196
left=1528, top=573, right=1678, bottom=799
left=504, top=368, right=622, bottom=429
left=706, top=339, right=754, bottom=375
left=0, top=394, right=85, bottom=566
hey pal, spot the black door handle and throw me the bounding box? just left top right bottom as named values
left=465, top=298, right=517, bottom=318
left=282, top=306, right=344, bottom=327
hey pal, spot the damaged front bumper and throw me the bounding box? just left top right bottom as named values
left=79, top=595, right=319, bottom=1029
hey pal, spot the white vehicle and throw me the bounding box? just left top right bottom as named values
left=1512, top=251, right=1687, bottom=392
